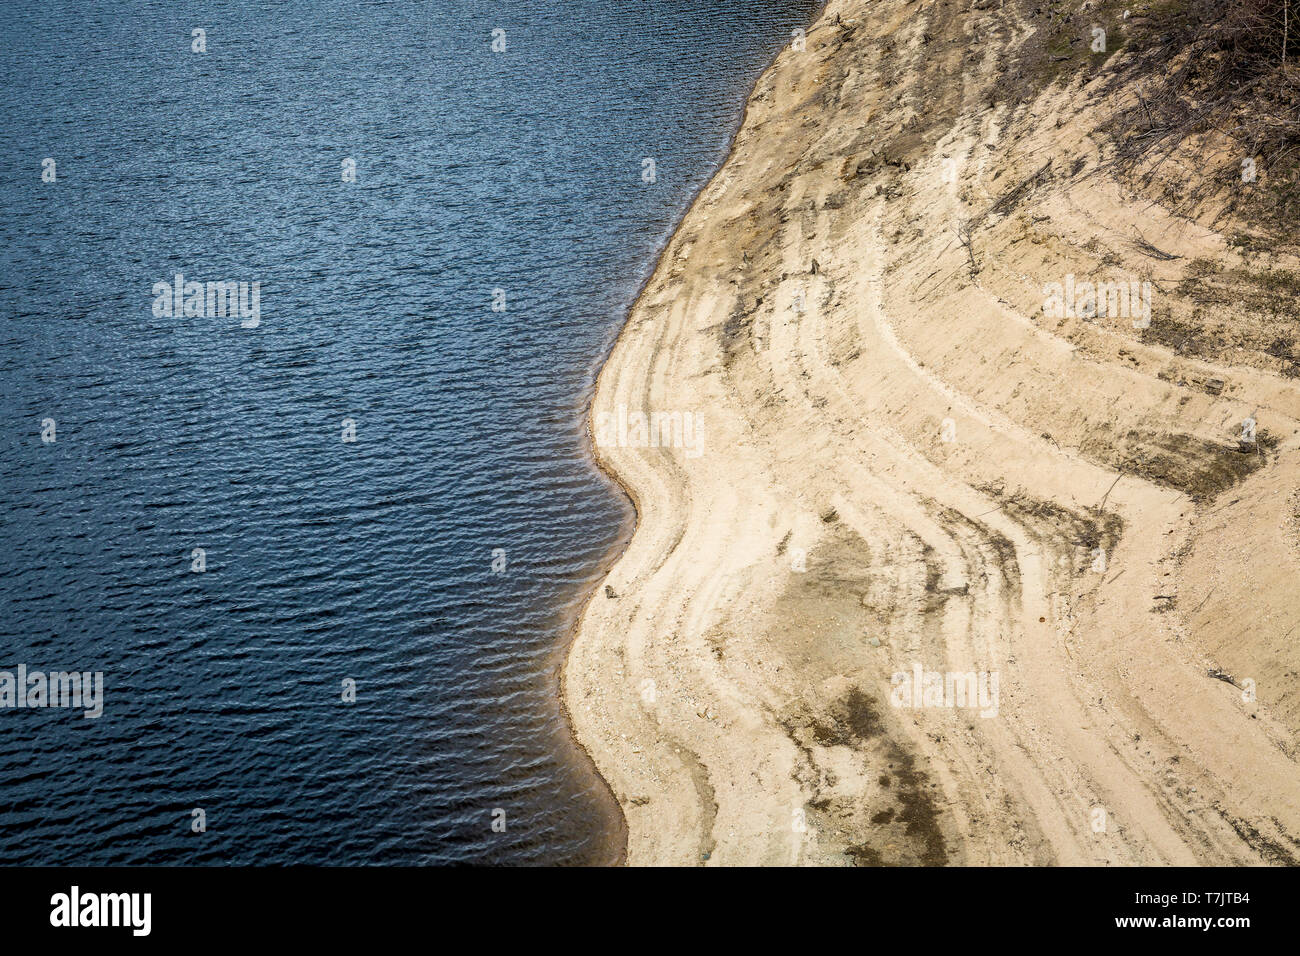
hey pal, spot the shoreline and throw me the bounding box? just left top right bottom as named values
left=566, top=0, right=1300, bottom=866
left=557, top=1, right=831, bottom=867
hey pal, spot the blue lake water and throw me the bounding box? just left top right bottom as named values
left=0, top=0, right=817, bottom=864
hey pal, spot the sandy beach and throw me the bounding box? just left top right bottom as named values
left=565, top=0, right=1300, bottom=865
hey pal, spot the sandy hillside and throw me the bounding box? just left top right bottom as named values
left=565, top=0, right=1300, bottom=865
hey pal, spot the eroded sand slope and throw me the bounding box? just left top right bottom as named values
left=566, top=0, right=1300, bottom=865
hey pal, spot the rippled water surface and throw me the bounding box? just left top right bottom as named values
left=0, top=0, right=817, bottom=864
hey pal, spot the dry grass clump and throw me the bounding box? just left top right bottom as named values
left=1108, top=0, right=1300, bottom=228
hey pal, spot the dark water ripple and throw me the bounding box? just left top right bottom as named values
left=0, top=0, right=817, bottom=864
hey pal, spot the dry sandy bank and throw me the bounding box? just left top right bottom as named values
left=565, top=0, right=1300, bottom=865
